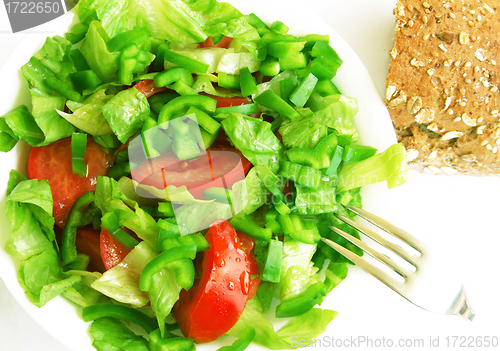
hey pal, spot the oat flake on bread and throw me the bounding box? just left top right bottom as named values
left=386, top=0, right=500, bottom=175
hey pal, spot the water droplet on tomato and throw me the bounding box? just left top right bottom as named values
left=228, top=281, right=235, bottom=291
left=216, top=256, right=226, bottom=267
left=240, top=271, right=250, bottom=295
left=235, top=257, right=241, bottom=263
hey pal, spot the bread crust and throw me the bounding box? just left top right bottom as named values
left=386, top=0, right=500, bottom=175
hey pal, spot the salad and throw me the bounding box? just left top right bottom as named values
left=0, top=0, right=407, bottom=350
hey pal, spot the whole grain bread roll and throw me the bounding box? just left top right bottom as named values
left=386, top=0, right=500, bottom=175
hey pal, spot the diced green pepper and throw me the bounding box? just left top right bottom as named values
left=154, top=66, right=194, bottom=88
left=61, top=192, right=95, bottom=265
left=315, top=79, right=341, bottom=96
left=275, top=281, right=326, bottom=318
left=82, top=304, right=158, bottom=333
left=289, top=73, right=318, bottom=107
left=267, top=41, right=305, bottom=59
left=107, top=27, right=150, bottom=52
left=186, top=106, right=221, bottom=135
left=342, top=144, right=377, bottom=163
left=154, top=42, right=170, bottom=71
left=326, top=145, right=344, bottom=176
left=139, top=245, right=197, bottom=291
left=239, top=67, right=258, bottom=96
left=70, top=49, right=91, bottom=71
left=69, top=70, right=102, bottom=91
left=230, top=214, right=272, bottom=242
left=260, top=57, right=280, bottom=76
left=254, top=90, right=300, bottom=120
left=101, top=211, right=140, bottom=249
left=278, top=52, right=308, bottom=70
left=270, top=21, right=289, bottom=35
left=261, top=239, right=283, bottom=283
left=218, top=73, right=240, bottom=90
left=158, top=95, right=217, bottom=123
left=164, top=50, right=209, bottom=73
left=71, top=132, right=87, bottom=177
left=217, top=326, right=255, bottom=351
left=215, top=103, right=258, bottom=116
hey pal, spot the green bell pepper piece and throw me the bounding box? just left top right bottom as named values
left=254, top=90, right=299, bottom=120
left=139, top=245, right=197, bottom=291
left=61, top=192, right=95, bottom=265
left=82, top=304, right=158, bottom=333
left=275, top=281, right=326, bottom=318
left=230, top=214, right=272, bottom=242
left=261, top=239, right=283, bottom=283
left=71, top=132, right=87, bottom=177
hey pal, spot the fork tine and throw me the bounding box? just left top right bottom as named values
left=347, top=206, right=423, bottom=253
left=327, top=225, right=412, bottom=278
left=321, top=237, right=404, bottom=292
left=336, top=214, right=419, bottom=267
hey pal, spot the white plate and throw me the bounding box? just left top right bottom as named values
left=1, top=1, right=497, bottom=351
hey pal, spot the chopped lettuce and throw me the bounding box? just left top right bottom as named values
left=337, top=143, right=407, bottom=192
left=307, top=92, right=359, bottom=141
left=89, top=317, right=150, bottom=351
left=80, top=21, right=120, bottom=82
left=94, top=176, right=159, bottom=247
left=148, top=269, right=182, bottom=337
left=4, top=171, right=71, bottom=307
left=278, top=108, right=328, bottom=150
left=91, top=241, right=156, bottom=307
left=294, top=185, right=337, bottom=215
left=228, top=299, right=337, bottom=350
left=81, top=0, right=243, bottom=43
left=101, top=88, right=150, bottom=143
left=57, top=89, right=113, bottom=135
left=279, top=237, right=319, bottom=302
left=30, top=93, right=75, bottom=145
left=221, top=114, right=285, bottom=173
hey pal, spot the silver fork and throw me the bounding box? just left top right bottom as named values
left=322, top=205, right=477, bottom=324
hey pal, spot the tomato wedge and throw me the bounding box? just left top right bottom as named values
left=198, top=36, right=233, bottom=49
left=134, top=80, right=168, bottom=98
left=237, top=232, right=261, bottom=300
left=100, top=228, right=133, bottom=270
left=173, top=220, right=257, bottom=343
left=131, top=145, right=251, bottom=199
left=28, top=137, right=113, bottom=228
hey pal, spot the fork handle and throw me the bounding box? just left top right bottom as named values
left=453, top=292, right=492, bottom=335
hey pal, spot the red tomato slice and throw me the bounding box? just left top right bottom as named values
left=198, top=36, right=233, bottom=49
left=75, top=227, right=106, bottom=273
left=201, top=94, right=251, bottom=108
left=237, top=232, right=261, bottom=300
left=28, top=137, right=113, bottom=228
left=100, top=228, right=133, bottom=270
left=134, top=80, right=168, bottom=98
left=174, top=220, right=257, bottom=343
left=131, top=145, right=251, bottom=199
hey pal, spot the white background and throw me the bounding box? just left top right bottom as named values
left=1, top=1, right=499, bottom=350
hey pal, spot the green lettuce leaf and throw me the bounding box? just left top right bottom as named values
left=102, top=88, right=150, bottom=143
left=221, top=114, right=285, bottom=173
left=4, top=171, right=69, bottom=307
left=94, top=176, right=159, bottom=247
left=279, top=237, right=319, bottom=302
left=91, top=241, right=155, bottom=307
left=57, top=89, right=114, bottom=135
left=294, top=185, right=337, bottom=215
left=337, top=143, right=407, bottom=192
left=228, top=299, right=337, bottom=350
left=307, top=92, right=359, bottom=141
left=30, top=92, right=75, bottom=145
left=80, top=21, right=120, bottom=82
left=148, top=269, right=182, bottom=337
left=89, top=317, right=150, bottom=351
left=34, top=35, right=74, bottom=81
left=81, top=0, right=242, bottom=43
left=278, top=108, right=328, bottom=150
